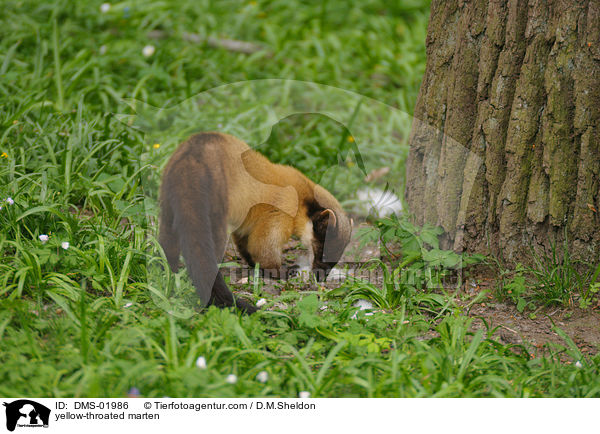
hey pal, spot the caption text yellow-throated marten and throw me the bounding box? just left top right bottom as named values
left=159, top=132, right=352, bottom=313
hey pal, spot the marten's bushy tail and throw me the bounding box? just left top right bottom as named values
left=159, top=154, right=257, bottom=314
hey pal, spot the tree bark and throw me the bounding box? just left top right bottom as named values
left=406, top=0, right=600, bottom=262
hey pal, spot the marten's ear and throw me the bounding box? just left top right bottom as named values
left=312, top=209, right=337, bottom=236
left=319, top=209, right=337, bottom=228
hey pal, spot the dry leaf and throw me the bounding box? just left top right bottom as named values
left=364, top=166, right=390, bottom=182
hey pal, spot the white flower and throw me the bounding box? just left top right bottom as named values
left=354, top=299, right=373, bottom=309
left=39, top=234, right=49, bottom=243
left=256, top=371, right=268, bottom=383
left=195, top=356, right=207, bottom=369
left=124, top=302, right=133, bottom=308
left=142, top=45, right=155, bottom=57
left=351, top=299, right=374, bottom=319
left=100, top=3, right=111, bottom=13
left=61, top=241, right=70, bottom=250
left=6, top=197, right=14, bottom=205
left=256, top=298, right=267, bottom=307
left=226, top=374, right=237, bottom=384
left=99, top=45, right=107, bottom=55
left=356, top=188, right=403, bottom=218
left=298, top=391, right=310, bottom=398
left=354, top=299, right=374, bottom=310
left=575, top=361, right=583, bottom=368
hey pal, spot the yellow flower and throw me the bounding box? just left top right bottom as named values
left=153, top=143, right=161, bottom=149
left=347, top=135, right=355, bottom=143
left=0, top=152, right=7, bottom=158
left=12, top=120, right=18, bottom=125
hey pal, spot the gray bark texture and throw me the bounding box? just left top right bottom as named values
left=406, top=0, right=600, bottom=262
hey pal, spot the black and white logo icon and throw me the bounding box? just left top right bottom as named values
left=3, top=400, right=50, bottom=432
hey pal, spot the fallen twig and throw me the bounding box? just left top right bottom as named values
left=147, top=30, right=270, bottom=55
left=501, top=325, right=519, bottom=335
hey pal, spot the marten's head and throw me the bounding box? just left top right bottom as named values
left=309, top=186, right=353, bottom=281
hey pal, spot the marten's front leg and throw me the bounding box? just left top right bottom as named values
left=234, top=215, right=293, bottom=280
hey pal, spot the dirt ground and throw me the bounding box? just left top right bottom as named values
left=225, top=225, right=600, bottom=358
left=461, top=276, right=600, bottom=357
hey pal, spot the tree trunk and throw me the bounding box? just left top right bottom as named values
left=406, top=0, right=600, bottom=262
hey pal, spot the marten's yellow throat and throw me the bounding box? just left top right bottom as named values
left=159, top=132, right=352, bottom=313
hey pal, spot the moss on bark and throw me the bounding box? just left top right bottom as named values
left=407, top=0, right=600, bottom=262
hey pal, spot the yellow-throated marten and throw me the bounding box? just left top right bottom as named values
left=159, top=132, right=352, bottom=313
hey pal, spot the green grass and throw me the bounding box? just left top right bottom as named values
left=2, top=0, right=600, bottom=398
left=493, top=238, right=600, bottom=312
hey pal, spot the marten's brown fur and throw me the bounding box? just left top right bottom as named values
left=159, top=132, right=352, bottom=313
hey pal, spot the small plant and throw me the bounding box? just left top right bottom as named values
left=330, top=216, right=484, bottom=316
left=358, top=215, right=484, bottom=289
left=528, top=238, right=585, bottom=306
left=580, top=263, right=600, bottom=309
left=327, top=259, right=450, bottom=317
left=493, top=239, right=600, bottom=310
left=500, top=264, right=533, bottom=312
left=524, top=235, right=600, bottom=309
